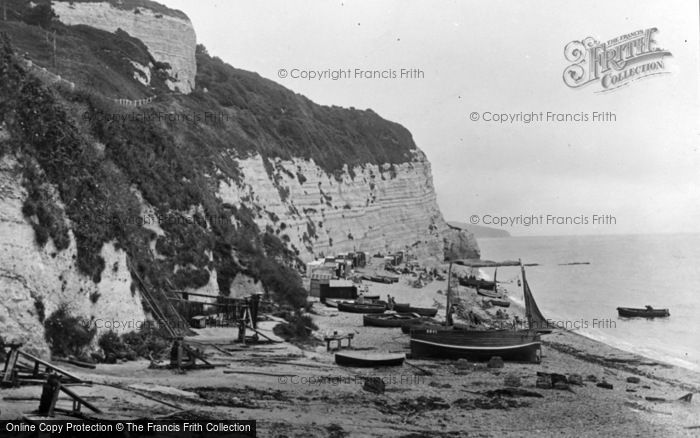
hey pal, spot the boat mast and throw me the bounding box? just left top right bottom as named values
left=446, top=261, right=454, bottom=326
left=520, top=259, right=532, bottom=328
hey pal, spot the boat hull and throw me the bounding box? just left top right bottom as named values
left=363, top=313, right=423, bottom=328
left=617, top=307, right=670, bottom=318
left=338, top=302, right=386, bottom=314
left=392, top=304, right=438, bottom=317
left=488, top=299, right=511, bottom=308
left=459, top=278, right=496, bottom=291
left=393, top=303, right=411, bottom=312
left=335, top=352, right=405, bottom=367
left=410, top=330, right=541, bottom=362
left=476, top=289, right=504, bottom=299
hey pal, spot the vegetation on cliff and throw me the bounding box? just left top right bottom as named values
left=0, top=2, right=426, bottom=336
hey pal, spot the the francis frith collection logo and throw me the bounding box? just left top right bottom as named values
left=563, top=28, right=672, bottom=92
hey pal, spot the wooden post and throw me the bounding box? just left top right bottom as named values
left=38, top=374, right=62, bottom=417
left=2, top=343, right=22, bottom=387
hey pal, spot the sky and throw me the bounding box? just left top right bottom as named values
left=161, top=0, right=700, bottom=236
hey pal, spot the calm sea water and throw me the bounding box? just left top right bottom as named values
left=477, top=234, right=700, bottom=371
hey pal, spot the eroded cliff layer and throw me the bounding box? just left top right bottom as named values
left=218, top=153, right=474, bottom=264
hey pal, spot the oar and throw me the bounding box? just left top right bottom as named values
left=404, top=360, right=433, bottom=376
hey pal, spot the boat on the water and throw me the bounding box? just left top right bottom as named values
left=410, top=329, right=541, bottom=362
left=363, top=313, right=424, bottom=328
left=337, top=301, right=386, bottom=314
left=393, top=303, right=439, bottom=317
left=335, top=351, right=406, bottom=367
left=617, top=306, right=670, bottom=318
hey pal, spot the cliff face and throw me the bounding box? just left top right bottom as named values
left=0, top=156, right=147, bottom=356
left=52, top=0, right=197, bottom=94
left=218, top=152, right=477, bottom=267
left=0, top=1, right=478, bottom=355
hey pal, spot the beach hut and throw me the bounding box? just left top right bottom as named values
left=319, top=279, right=358, bottom=301
left=310, top=272, right=333, bottom=298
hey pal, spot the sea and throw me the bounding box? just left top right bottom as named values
left=476, top=233, right=700, bottom=372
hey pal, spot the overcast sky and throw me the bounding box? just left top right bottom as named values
left=161, top=0, right=700, bottom=236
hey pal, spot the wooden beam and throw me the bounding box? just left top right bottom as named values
left=59, top=386, right=102, bottom=413
left=17, top=351, right=83, bottom=383
left=170, top=290, right=241, bottom=300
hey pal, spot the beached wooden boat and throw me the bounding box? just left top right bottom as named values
left=392, top=303, right=438, bottom=317
left=361, top=274, right=398, bottom=284
left=393, top=303, right=411, bottom=312
left=617, top=306, right=670, bottom=318
left=324, top=299, right=339, bottom=308
left=488, top=299, right=511, bottom=308
left=402, top=323, right=449, bottom=334
left=335, top=351, right=405, bottom=367
left=337, top=301, right=386, bottom=314
left=363, top=294, right=381, bottom=302
left=476, top=288, right=504, bottom=299
left=410, top=329, right=541, bottom=362
left=407, top=307, right=438, bottom=317
left=363, top=313, right=423, bottom=328
left=459, top=276, right=496, bottom=291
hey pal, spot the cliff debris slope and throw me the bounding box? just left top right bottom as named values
left=0, top=0, right=478, bottom=355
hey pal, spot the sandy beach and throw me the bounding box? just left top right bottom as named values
left=1, top=267, right=699, bottom=437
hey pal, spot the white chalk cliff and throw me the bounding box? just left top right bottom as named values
left=0, top=155, right=147, bottom=357
left=218, top=151, right=478, bottom=268
left=0, top=1, right=479, bottom=356
left=52, top=0, right=197, bottom=94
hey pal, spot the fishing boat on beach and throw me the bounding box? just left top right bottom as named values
left=410, top=259, right=553, bottom=361
left=337, top=301, right=386, bottom=314
left=392, top=303, right=439, bottom=317
left=363, top=313, right=424, bottom=328
left=324, top=299, right=339, bottom=308
left=335, top=352, right=405, bottom=367
left=476, top=288, right=504, bottom=299
left=410, top=328, right=541, bottom=362
left=617, top=306, right=670, bottom=318
left=361, top=274, right=399, bottom=284
left=459, top=276, right=496, bottom=291
left=487, top=298, right=511, bottom=308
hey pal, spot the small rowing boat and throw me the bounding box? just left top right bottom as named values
left=324, top=299, right=339, bottom=308
left=459, top=276, right=496, bottom=291
left=392, top=303, right=438, bottom=317
left=363, top=313, right=423, bottom=328
left=337, top=301, right=386, bottom=314
left=335, top=352, right=405, bottom=367
left=488, top=299, right=510, bottom=308
left=476, top=288, right=504, bottom=299
left=617, top=306, right=670, bottom=318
